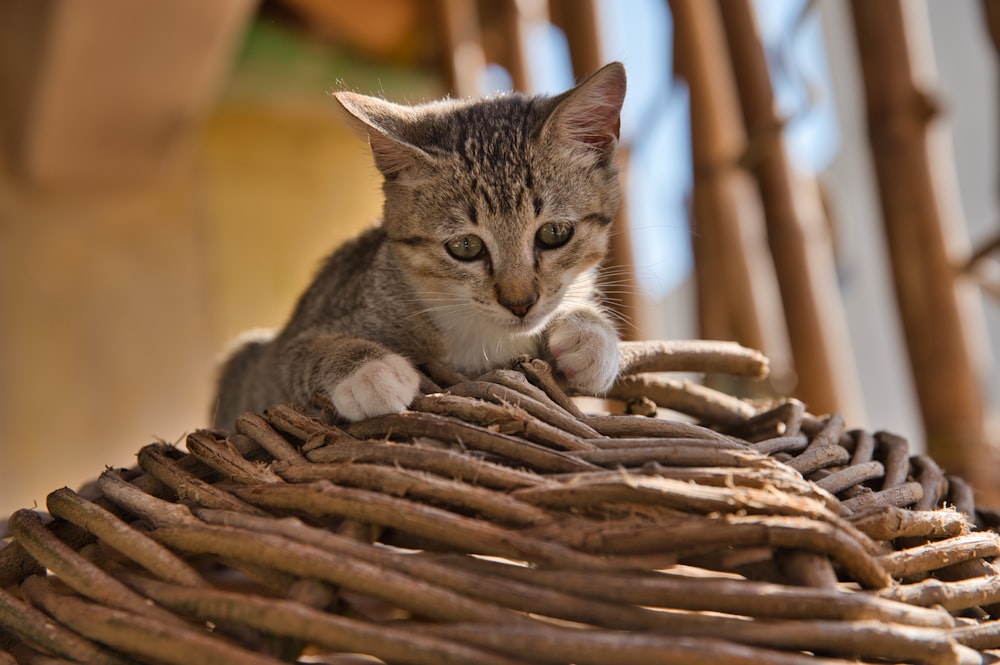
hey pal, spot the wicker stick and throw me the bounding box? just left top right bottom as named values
left=305, top=438, right=549, bottom=490
left=880, top=532, right=1000, bottom=578
left=434, top=556, right=955, bottom=628
left=573, top=442, right=769, bottom=468
left=584, top=414, right=736, bottom=441
left=19, top=575, right=285, bottom=665
left=585, top=436, right=747, bottom=450
left=752, top=434, right=809, bottom=455
left=610, top=375, right=758, bottom=424
left=950, top=620, right=1000, bottom=650
left=728, top=399, right=806, bottom=441
left=912, top=455, right=949, bottom=512
left=347, top=412, right=596, bottom=473
left=413, top=622, right=863, bottom=665
left=231, top=481, right=607, bottom=568
left=428, top=611, right=975, bottom=664
left=881, top=575, right=1000, bottom=612
left=137, top=445, right=267, bottom=515
left=185, top=431, right=284, bottom=485
left=96, top=469, right=199, bottom=528
left=512, top=357, right=586, bottom=418
left=849, top=505, right=970, bottom=541
left=189, top=509, right=691, bottom=632
left=841, top=483, right=925, bottom=514
left=446, top=379, right=605, bottom=439
left=0, top=586, right=131, bottom=665
left=511, top=475, right=840, bottom=524
left=263, top=402, right=354, bottom=442
left=45, top=487, right=205, bottom=588
left=815, top=461, right=885, bottom=495
left=617, top=339, right=770, bottom=378
left=151, top=522, right=527, bottom=625
left=7, top=510, right=187, bottom=628
left=276, top=462, right=552, bottom=527
left=877, top=430, right=915, bottom=490
left=475, top=368, right=588, bottom=423
left=235, top=413, right=308, bottom=464
left=123, top=574, right=524, bottom=665
left=411, top=393, right=596, bottom=451
left=850, top=429, right=877, bottom=465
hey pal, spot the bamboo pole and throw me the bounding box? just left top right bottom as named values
left=438, top=0, right=487, bottom=97
left=549, top=0, right=642, bottom=338
left=849, top=0, right=993, bottom=491
left=498, top=0, right=533, bottom=93
left=717, top=0, right=865, bottom=423
left=547, top=0, right=602, bottom=80
left=669, top=0, right=790, bottom=377
left=971, top=0, right=1000, bottom=299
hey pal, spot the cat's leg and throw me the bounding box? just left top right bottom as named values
left=281, top=332, right=421, bottom=421
left=212, top=329, right=278, bottom=430
left=545, top=305, right=620, bottom=395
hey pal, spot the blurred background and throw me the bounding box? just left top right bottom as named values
left=1, top=0, right=999, bottom=515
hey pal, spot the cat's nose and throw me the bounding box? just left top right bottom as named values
left=501, top=293, right=538, bottom=318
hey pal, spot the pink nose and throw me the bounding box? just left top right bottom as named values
left=501, top=294, right=537, bottom=318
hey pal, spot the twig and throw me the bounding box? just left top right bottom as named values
left=610, top=375, right=758, bottom=424
left=617, top=339, right=770, bottom=378
left=347, top=412, right=597, bottom=473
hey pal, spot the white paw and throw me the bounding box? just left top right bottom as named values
left=547, top=316, right=620, bottom=394
left=330, top=354, right=420, bottom=421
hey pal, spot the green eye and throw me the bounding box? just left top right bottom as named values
left=536, top=222, right=574, bottom=249
left=445, top=234, right=485, bottom=260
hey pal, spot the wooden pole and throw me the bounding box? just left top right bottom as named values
left=549, top=0, right=642, bottom=339
left=498, top=0, right=533, bottom=93
left=438, top=0, right=486, bottom=97
left=849, top=0, right=992, bottom=490
left=669, top=0, right=790, bottom=375
left=548, top=0, right=603, bottom=79
left=718, top=0, right=865, bottom=422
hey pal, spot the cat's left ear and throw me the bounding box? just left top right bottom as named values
left=542, top=62, right=626, bottom=159
left=333, top=91, right=432, bottom=178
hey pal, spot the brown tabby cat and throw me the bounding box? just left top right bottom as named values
left=212, top=62, right=626, bottom=428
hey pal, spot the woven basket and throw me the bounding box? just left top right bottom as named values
left=2, top=340, right=999, bottom=665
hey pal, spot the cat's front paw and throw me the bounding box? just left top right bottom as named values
left=330, top=353, right=420, bottom=421
left=547, top=314, right=620, bottom=395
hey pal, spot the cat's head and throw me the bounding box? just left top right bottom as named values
left=334, top=62, right=626, bottom=335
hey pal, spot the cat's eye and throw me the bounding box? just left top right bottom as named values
left=445, top=234, right=485, bottom=261
left=536, top=222, right=574, bottom=249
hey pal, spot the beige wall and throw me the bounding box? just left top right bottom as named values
left=0, top=101, right=387, bottom=516
left=0, top=3, right=436, bottom=516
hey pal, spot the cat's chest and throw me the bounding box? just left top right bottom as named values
left=436, top=316, right=542, bottom=376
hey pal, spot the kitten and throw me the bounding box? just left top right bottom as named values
left=212, top=62, right=626, bottom=428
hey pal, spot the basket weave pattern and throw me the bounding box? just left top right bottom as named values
left=2, top=340, right=999, bottom=664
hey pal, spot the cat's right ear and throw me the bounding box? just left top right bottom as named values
left=542, top=62, right=626, bottom=161
left=333, top=91, right=431, bottom=179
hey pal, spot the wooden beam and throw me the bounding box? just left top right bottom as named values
left=718, top=0, right=865, bottom=422
left=849, top=0, right=992, bottom=489
left=549, top=0, right=642, bottom=338
left=437, top=0, right=486, bottom=97
left=669, top=0, right=789, bottom=369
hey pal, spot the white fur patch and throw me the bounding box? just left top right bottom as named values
left=437, top=315, right=542, bottom=376
left=331, top=353, right=421, bottom=421
left=216, top=327, right=276, bottom=363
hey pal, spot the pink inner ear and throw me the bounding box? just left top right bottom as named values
left=560, top=103, right=622, bottom=152
left=368, top=129, right=419, bottom=177
left=556, top=68, right=626, bottom=153
left=566, top=111, right=621, bottom=149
